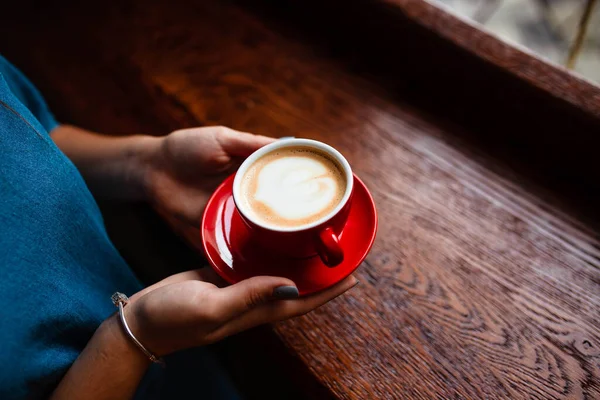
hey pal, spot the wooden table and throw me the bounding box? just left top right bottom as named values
left=2, top=0, right=599, bottom=398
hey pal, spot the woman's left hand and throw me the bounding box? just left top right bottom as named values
left=144, top=126, right=274, bottom=225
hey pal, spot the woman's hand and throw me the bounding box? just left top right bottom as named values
left=51, top=124, right=274, bottom=223
left=125, top=269, right=358, bottom=357
left=144, top=126, right=275, bottom=225
left=52, top=270, right=356, bottom=399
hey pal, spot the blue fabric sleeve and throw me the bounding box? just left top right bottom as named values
left=0, top=54, right=59, bottom=133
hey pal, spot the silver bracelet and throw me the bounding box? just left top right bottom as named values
left=111, top=292, right=164, bottom=365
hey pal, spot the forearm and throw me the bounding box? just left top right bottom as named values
left=50, top=314, right=150, bottom=400
left=51, top=125, right=161, bottom=200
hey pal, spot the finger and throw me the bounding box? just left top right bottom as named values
left=211, top=158, right=244, bottom=175
left=215, top=275, right=298, bottom=320
left=211, top=275, right=358, bottom=340
left=129, top=268, right=219, bottom=301
left=218, top=128, right=275, bottom=157
left=196, top=267, right=229, bottom=288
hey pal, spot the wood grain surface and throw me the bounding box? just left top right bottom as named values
left=1, top=0, right=599, bottom=398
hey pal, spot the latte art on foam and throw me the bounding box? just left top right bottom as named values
left=240, top=147, right=346, bottom=228
left=254, top=157, right=337, bottom=220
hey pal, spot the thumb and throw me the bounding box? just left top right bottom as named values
left=215, top=276, right=298, bottom=319
left=220, top=129, right=275, bottom=157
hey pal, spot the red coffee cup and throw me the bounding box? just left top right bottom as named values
left=232, top=138, right=354, bottom=267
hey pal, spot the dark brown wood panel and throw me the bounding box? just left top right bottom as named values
left=1, top=0, right=599, bottom=399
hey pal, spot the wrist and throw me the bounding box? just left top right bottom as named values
left=121, top=295, right=172, bottom=358
left=128, top=135, right=164, bottom=202
left=97, top=314, right=152, bottom=368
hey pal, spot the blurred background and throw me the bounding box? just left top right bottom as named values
left=432, top=0, right=600, bottom=84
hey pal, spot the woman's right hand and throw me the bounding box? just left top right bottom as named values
left=125, top=269, right=357, bottom=357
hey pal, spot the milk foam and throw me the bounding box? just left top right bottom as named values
left=254, top=156, right=337, bottom=220
left=241, top=148, right=345, bottom=228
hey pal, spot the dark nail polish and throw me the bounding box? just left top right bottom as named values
left=273, top=286, right=299, bottom=299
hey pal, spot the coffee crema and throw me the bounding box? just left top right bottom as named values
left=239, top=146, right=347, bottom=229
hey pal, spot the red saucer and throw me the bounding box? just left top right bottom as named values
left=201, top=174, right=377, bottom=296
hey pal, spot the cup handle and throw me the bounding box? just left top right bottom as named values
left=316, top=227, right=344, bottom=267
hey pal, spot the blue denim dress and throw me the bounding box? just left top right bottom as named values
left=0, top=55, right=239, bottom=400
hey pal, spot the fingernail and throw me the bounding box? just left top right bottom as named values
left=278, top=136, right=295, bottom=140
left=273, top=286, right=299, bottom=299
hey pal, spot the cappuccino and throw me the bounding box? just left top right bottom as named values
left=239, top=146, right=347, bottom=229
